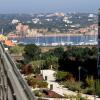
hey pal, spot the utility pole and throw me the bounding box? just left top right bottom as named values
left=78, top=66, right=81, bottom=88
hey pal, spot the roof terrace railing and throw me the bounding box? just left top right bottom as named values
left=0, top=42, right=36, bottom=100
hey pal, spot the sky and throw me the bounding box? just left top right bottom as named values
left=0, top=0, right=100, bottom=13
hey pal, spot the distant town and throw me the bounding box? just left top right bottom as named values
left=0, top=12, right=97, bottom=39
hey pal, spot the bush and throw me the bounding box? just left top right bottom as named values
left=21, top=64, right=34, bottom=75
left=85, top=76, right=94, bottom=87
left=83, top=87, right=94, bottom=95
left=34, top=90, right=42, bottom=97
left=26, top=77, right=48, bottom=88
left=37, top=81, right=48, bottom=88
left=9, top=45, right=24, bottom=54
left=64, top=80, right=81, bottom=92
left=95, top=79, right=100, bottom=97
left=54, top=71, right=69, bottom=81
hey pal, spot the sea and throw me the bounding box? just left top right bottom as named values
left=11, top=35, right=98, bottom=46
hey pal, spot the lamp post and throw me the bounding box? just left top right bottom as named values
left=77, top=66, right=81, bottom=100
left=94, top=80, right=96, bottom=100
left=50, top=65, right=53, bottom=70
left=37, top=65, right=40, bottom=74
left=78, top=66, right=81, bottom=92
left=39, top=54, right=43, bottom=75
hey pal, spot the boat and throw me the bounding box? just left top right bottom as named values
left=65, top=41, right=74, bottom=45
left=60, top=36, right=65, bottom=46
left=51, top=42, right=59, bottom=46
left=35, top=33, right=41, bottom=46
left=78, top=42, right=85, bottom=45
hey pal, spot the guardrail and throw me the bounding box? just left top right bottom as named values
left=6, top=52, right=36, bottom=100
left=0, top=42, right=36, bottom=100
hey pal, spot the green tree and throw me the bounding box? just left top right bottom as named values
left=53, top=46, right=64, bottom=58
left=24, top=44, right=41, bottom=61
left=9, top=45, right=23, bottom=54
left=54, top=71, right=68, bottom=81
left=58, top=47, right=97, bottom=79
left=44, top=55, right=59, bottom=69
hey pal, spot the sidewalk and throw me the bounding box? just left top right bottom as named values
left=41, top=70, right=100, bottom=100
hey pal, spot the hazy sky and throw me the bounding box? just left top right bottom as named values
left=0, top=0, right=100, bottom=13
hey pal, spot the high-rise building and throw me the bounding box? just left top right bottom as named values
left=97, top=9, right=100, bottom=77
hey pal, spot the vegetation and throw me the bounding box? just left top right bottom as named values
left=43, top=55, right=58, bottom=69
left=23, top=44, right=41, bottom=61
left=20, top=64, right=34, bottom=75
left=10, top=45, right=98, bottom=78
left=58, top=46, right=98, bottom=79
left=34, top=90, right=42, bottom=97
left=26, top=76, right=48, bottom=88
left=54, top=71, right=69, bottom=81
left=10, top=44, right=100, bottom=97
left=64, top=80, right=81, bottom=91
left=9, top=45, right=24, bottom=54
left=95, top=79, right=100, bottom=97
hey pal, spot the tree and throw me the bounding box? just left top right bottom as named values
left=21, top=64, right=33, bottom=75
left=43, top=55, right=59, bottom=69
left=58, top=47, right=98, bottom=79
left=53, top=46, right=64, bottom=58
left=9, top=45, right=23, bottom=54
left=24, top=44, right=41, bottom=61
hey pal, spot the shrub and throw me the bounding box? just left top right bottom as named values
left=21, top=64, right=34, bottom=75
left=37, top=81, right=48, bottom=88
left=34, top=90, right=42, bottom=97
left=54, top=71, right=68, bottom=81
left=64, top=80, right=81, bottom=92
left=9, top=45, right=24, bottom=54
left=83, top=87, right=94, bottom=95
left=26, top=76, right=48, bottom=88
left=95, top=79, right=100, bottom=97
left=85, top=76, right=94, bottom=87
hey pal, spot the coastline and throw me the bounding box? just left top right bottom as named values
left=26, top=33, right=97, bottom=38
left=8, top=31, right=97, bottom=39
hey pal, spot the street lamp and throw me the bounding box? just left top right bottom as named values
left=78, top=66, right=81, bottom=91
left=77, top=66, right=81, bottom=99
left=37, top=65, right=40, bottom=74
left=94, top=80, right=96, bottom=100
left=50, top=65, right=53, bottom=70
left=39, top=54, right=43, bottom=75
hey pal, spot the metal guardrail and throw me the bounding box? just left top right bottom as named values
left=6, top=52, right=36, bottom=100
left=0, top=42, right=36, bottom=100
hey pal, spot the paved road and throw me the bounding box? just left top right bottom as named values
left=42, top=70, right=100, bottom=100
